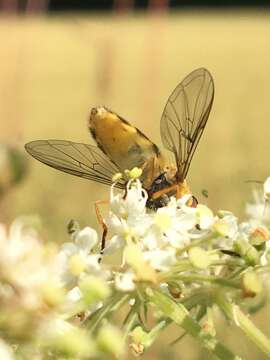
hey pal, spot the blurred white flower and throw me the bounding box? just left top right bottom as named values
left=246, top=182, right=270, bottom=223
left=0, top=339, right=14, bottom=360
left=66, top=286, right=82, bottom=303
left=57, top=227, right=101, bottom=288
left=0, top=219, right=61, bottom=310
left=143, top=248, right=176, bottom=272
left=115, top=271, right=136, bottom=292
left=264, top=177, right=270, bottom=200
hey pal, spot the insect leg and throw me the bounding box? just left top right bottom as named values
left=151, top=183, right=179, bottom=200
left=94, top=200, right=109, bottom=256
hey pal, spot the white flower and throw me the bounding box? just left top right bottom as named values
left=143, top=248, right=176, bottom=271
left=57, top=227, right=101, bottom=288
left=0, top=219, right=61, bottom=310
left=105, top=210, right=153, bottom=254
left=264, top=177, right=270, bottom=200
left=110, top=180, right=147, bottom=219
left=0, top=339, right=14, bottom=360
left=75, top=227, right=98, bottom=253
left=195, top=205, right=214, bottom=230
left=0, top=219, right=41, bottom=266
left=220, top=213, right=238, bottom=240
left=153, top=202, right=197, bottom=249
left=115, top=271, right=136, bottom=292
left=66, top=286, right=82, bottom=303
left=246, top=188, right=270, bottom=223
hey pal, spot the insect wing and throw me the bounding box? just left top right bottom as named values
left=25, top=140, right=125, bottom=189
left=160, top=68, right=214, bottom=181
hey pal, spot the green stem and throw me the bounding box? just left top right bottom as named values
left=145, top=319, right=169, bottom=347
left=216, top=293, right=270, bottom=357
left=159, top=273, right=240, bottom=289
left=177, top=233, right=217, bottom=256
left=170, top=304, right=207, bottom=346
left=123, top=311, right=138, bottom=341
left=145, top=288, right=241, bottom=360
left=85, top=293, right=129, bottom=332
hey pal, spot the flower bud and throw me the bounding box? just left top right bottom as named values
left=79, top=276, right=110, bottom=306
left=242, top=271, right=263, bottom=297
left=188, top=247, right=211, bottom=269
left=112, top=172, right=123, bottom=183
left=234, top=239, right=260, bottom=266
left=50, top=327, right=94, bottom=357
left=96, top=324, right=125, bottom=358
left=212, top=219, right=229, bottom=237
left=249, top=227, right=269, bottom=247
left=41, top=281, right=65, bottom=307
left=127, top=167, right=142, bottom=180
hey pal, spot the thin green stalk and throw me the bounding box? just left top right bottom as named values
left=85, top=293, right=129, bottom=332
left=159, top=273, right=240, bottom=289
left=177, top=233, right=217, bottom=256
left=123, top=311, right=138, bottom=341
left=145, top=288, right=241, bottom=360
left=216, top=293, right=270, bottom=357
left=170, top=304, right=207, bottom=346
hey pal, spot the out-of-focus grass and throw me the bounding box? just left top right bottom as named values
left=1, top=12, right=270, bottom=359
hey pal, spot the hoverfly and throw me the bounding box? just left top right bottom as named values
left=25, top=68, right=214, bottom=212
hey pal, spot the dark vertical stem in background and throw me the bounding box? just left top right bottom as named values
left=1, top=0, right=48, bottom=12
left=149, top=0, right=169, bottom=10
left=114, top=0, right=134, bottom=11
left=1, top=0, right=17, bottom=12
left=25, top=0, right=48, bottom=12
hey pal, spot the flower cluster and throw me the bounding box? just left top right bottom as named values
left=0, top=174, right=270, bottom=359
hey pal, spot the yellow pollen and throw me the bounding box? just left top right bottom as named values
left=68, top=254, right=87, bottom=276
left=155, top=213, right=172, bottom=231
left=112, top=172, right=123, bottom=182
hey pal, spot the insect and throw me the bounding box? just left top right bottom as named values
left=25, top=68, right=214, bottom=211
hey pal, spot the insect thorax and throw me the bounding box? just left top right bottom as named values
left=146, top=165, right=192, bottom=210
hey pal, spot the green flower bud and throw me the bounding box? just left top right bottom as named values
left=79, top=276, right=111, bottom=306
left=242, top=271, right=263, bottom=297
left=96, top=323, right=125, bottom=358
left=41, top=281, right=65, bottom=307
left=51, top=327, right=94, bottom=357
left=188, top=247, right=211, bottom=269
left=234, top=239, right=260, bottom=266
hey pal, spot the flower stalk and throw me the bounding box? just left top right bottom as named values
left=216, top=293, right=270, bottom=357
left=145, top=288, right=241, bottom=360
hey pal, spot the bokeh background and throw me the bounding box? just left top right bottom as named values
left=1, top=1, right=270, bottom=359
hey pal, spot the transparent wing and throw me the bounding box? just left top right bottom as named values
left=25, top=140, right=126, bottom=189
left=160, top=68, right=214, bottom=181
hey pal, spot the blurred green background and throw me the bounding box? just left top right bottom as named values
left=1, top=10, right=270, bottom=359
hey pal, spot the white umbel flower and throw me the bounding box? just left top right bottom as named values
left=264, top=177, right=270, bottom=201
left=57, top=227, right=101, bottom=288
left=115, top=271, right=136, bottom=292
left=143, top=248, right=176, bottom=272
left=0, top=339, right=14, bottom=360
left=110, top=180, right=148, bottom=219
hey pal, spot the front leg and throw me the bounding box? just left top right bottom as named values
left=94, top=200, right=109, bottom=256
